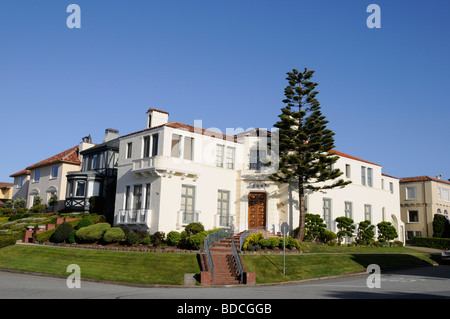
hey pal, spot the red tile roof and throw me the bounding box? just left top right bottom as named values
left=399, top=176, right=450, bottom=186
left=121, top=121, right=237, bottom=142
left=9, top=169, right=31, bottom=177
left=25, top=145, right=81, bottom=170
left=0, top=183, right=13, bottom=189
left=329, top=149, right=381, bottom=167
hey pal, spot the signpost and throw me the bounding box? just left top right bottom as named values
left=280, top=222, right=289, bottom=276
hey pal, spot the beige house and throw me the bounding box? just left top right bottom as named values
left=400, top=175, right=450, bottom=240
left=11, top=139, right=95, bottom=210
left=0, top=182, right=13, bottom=205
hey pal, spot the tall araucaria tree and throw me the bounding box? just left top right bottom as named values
left=269, top=68, right=351, bottom=241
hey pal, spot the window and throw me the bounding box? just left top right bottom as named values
left=406, top=187, right=417, bottom=200
left=323, top=198, right=332, bottom=230
left=364, top=204, right=372, bottom=222
left=51, top=165, right=58, bottom=179
left=408, top=210, right=419, bottom=223
left=124, top=186, right=131, bottom=210
left=216, top=145, right=224, bottom=168
left=152, top=134, right=159, bottom=156
left=217, top=190, right=230, bottom=226
left=133, top=185, right=142, bottom=210
left=344, top=201, right=353, bottom=219
left=171, top=134, right=182, bottom=158
left=181, top=185, right=196, bottom=223
left=225, top=147, right=235, bottom=169
left=34, top=170, right=40, bottom=182
left=75, top=181, right=85, bottom=197
left=145, top=183, right=151, bottom=210
left=440, top=188, right=450, bottom=202
left=367, top=168, right=373, bottom=187
left=407, top=231, right=422, bottom=241
left=444, top=210, right=449, bottom=220
left=126, top=142, right=132, bottom=159
left=143, top=136, right=151, bottom=158
left=382, top=207, right=386, bottom=221
left=345, top=164, right=351, bottom=178
left=250, top=149, right=267, bottom=170
left=18, top=176, right=24, bottom=187
left=381, top=179, right=385, bottom=190
left=184, top=137, right=194, bottom=160
left=361, top=167, right=366, bottom=185
left=389, top=182, right=394, bottom=194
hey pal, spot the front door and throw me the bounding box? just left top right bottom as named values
left=248, top=192, right=267, bottom=229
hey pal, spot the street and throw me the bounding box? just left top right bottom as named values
left=0, top=265, right=449, bottom=299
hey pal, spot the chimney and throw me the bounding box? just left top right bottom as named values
left=82, top=135, right=92, bottom=143
left=103, top=128, right=119, bottom=143
left=146, top=108, right=169, bottom=128
left=435, top=175, right=441, bottom=180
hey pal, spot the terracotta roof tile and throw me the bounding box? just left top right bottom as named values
left=0, top=183, right=13, bottom=189
left=10, top=169, right=31, bottom=177
left=25, top=145, right=81, bottom=170
left=399, top=176, right=450, bottom=186
left=329, top=149, right=381, bottom=167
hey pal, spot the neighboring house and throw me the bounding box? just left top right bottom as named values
left=113, top=108, right=405, bottom=243
left=399, top=175, right=450, bottom=241
left=11, top=138, right=96, bottom=211
left=0, top=182, right=13, bottom=205
left=9, top=169, right=31, bottom=202
left=65, top=129, right=119, bottom=223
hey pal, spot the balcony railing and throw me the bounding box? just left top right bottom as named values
left=132, top=156, right=200, bottom=180
left=177, top=210, right=201, bottom=227
left=115, top=209, right=150, bottom=226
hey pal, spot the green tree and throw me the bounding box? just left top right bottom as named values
left=356, top=220, right=375, bottom=245
left=336, top=216, right=355, bottom=245
left=304, top=213, right=327, bottom=242
left=48, top=194, right=58, bottom=212
left=268, top=68, right=351, bottom=241
left=12, top=198, right=26, bottom=210
left=377, top=221, right=398, bottom=244
left=433, top=214, right=450, bottom=238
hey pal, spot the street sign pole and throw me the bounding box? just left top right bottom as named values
left=280, top=222, right=289, bottom=276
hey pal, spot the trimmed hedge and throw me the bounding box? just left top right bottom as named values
left=103, top=227, right=125, bottom=244
left=49, top=222, right=73, bottom=243
left=75, top=223, right=111, bottom=243
left=0, top=235, right=16, bottom=248
left=412, top=236, right=450, bottom=250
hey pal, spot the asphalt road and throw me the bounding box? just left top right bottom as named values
left=0, top=265, right=449, bottom=300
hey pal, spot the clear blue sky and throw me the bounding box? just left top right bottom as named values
left=1, top=0, right=449, bottom=182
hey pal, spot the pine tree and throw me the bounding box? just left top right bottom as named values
left=269, top=68, right=350, bottom=241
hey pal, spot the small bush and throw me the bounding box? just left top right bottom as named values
left=142, top=237, right=151, bottom=245
left=125, top=232, right=140, bottom=246
left=50, top=222, right=74, bottom=243
left=243, top=233, right=263, bottom=250
left=29, top=204, right=47, bottom=214
left=103, top=227, right=125, bottom=244
left=35, top=229, right=55, bottom=244
left=0, top=235, right=16, bottom=248
left=68, top=230, right=76, bottom=244
left=184, top=231, right=208, bottom=250
left=76, top=218, right=92, bottom=230
left=167, top=231, right=181, bottom=246
left=151, top=231, right=165, bottom=246
left=184, top=222, right=204, bottom=236
left=75, top=223, right=111, bottom=243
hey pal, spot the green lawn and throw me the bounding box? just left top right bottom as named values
left=0, top=245, right=200, bottom=285
left=242, top=253, right=439, bottom=284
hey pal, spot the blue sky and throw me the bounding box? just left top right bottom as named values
left=1, top=0, right=449, bottom=182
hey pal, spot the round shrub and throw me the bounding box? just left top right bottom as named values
left=125, top=232, right=140, bottom=246
left=50, top=222, right=74, bottom=243
left=76, top=218, right=92, bottom=230
left=184, top=231, right=208, bottom=250
left=103, top=227, right=125, bottom=244
left=151, top=231, right=165, bottom=246
left=184, top=222, right=204, bottom=236
left=167, top=231, right=181, bottom=246
left=75, top=223, right=111, bottom=243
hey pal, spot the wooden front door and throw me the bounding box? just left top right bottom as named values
left=248, top=192, right=267, bottom=229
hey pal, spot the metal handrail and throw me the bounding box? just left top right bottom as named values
left=203, top=226, right=234, bottom=285
left=231, top=239, right=243, bottom=283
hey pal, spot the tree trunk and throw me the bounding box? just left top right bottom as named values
left=296, top=184, right=306, bottom=242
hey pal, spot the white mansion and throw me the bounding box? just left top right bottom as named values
left=113, top=108, right=404, bottom=242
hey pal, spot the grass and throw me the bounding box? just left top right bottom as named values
left=0, top=245, right=200, bottom=285
left=242, top=253, right=440, bottom=284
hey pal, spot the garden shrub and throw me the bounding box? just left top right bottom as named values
left=50, top=222, right=74, bottom=243
left=167, top=231, right=181, bottom=246
left=242, top=232, right=263, bottom=250
left=75, top=223, right=111, bottom=243
left=35, top=229, right=55, bottom=243
left=412, top=237, right=450, bottom=250
left=0, top=234, right=16, bottom=248
left=103, top=227, right=125, bottom=244
left=125, top=232, right=140, bottom=246
left=75, top=218, right=92, bottom=230
left=184, top=231, right=208, bottom=250
left=68, top=230, right=76, bottom=244
left=151, top=231, right=165, bottom=246
left=142, top=237, right=151, bottom=245
left=29, top=204, right=47, bottom=214
left=184, top=222, right=204, bottom=236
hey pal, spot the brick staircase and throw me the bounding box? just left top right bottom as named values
left=208, top=233, right=242, bottom=285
